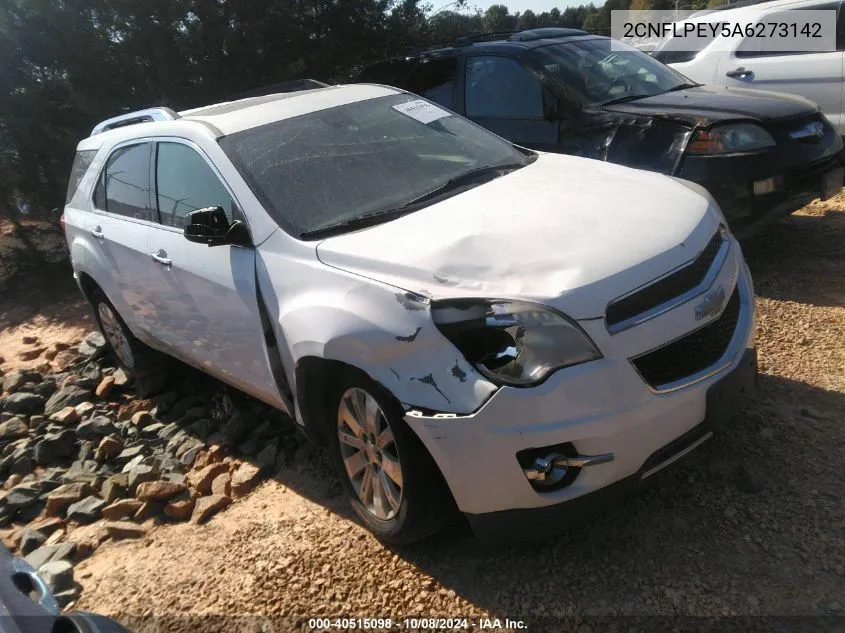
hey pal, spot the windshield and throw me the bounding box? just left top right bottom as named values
left=219, top=93, right=528, bottom=238
left=528, top=39, right=696, bottom=107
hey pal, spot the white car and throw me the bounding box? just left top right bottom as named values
left=655, top=0, right=845, bottom=134
left=62, top=83, right=757, bottom=543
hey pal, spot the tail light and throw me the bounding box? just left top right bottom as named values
left=59, top=212, right=66, bottom=234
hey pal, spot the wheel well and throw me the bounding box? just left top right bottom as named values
left=76, top=271, right=101, bottom=304
left=296, top=356, right=462, bottom=531
left=295, top=357, right=389, bottom=447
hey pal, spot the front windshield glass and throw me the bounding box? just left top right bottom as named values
left=529, top=39, right=695, bottom=107
left=219, top=93, right=528, bottom=238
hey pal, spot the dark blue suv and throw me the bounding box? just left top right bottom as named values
left=358, top=28, right=844, bottom=237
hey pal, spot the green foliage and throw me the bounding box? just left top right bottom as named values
left=0, top=0, right=612, bottom=214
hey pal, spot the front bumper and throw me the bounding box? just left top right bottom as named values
left=405, top=243, right=757, bottom=541
left=676, top=132, right=844, bottom=239
left=465, top=348, right=757, bottom=543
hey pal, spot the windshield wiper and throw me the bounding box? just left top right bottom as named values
left=663, top=82, right=702, bottom=93
left=599, top=94, right=654, bottom=106
left=299, top=161, right=527, bottom=240
left=401, top=162, right=527, bottom=208
left=299, top=208, right=417, bottom=240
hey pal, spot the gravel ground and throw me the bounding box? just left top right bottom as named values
left=36, top=201, right=845, bottom=631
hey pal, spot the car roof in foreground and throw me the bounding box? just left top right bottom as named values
left=180, top=84, right=401, bottom=135
left=77, top=83, right=402, bottom=150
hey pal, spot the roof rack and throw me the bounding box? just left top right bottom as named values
left=453, top=31, right=521, bottom=47
left=451, top=27, right=589, bottom=48
left=508, top=27, right=588, bottom=41
left=90, top=107, right=179, bottom=136
left=229, top=79, right=330, bottom=100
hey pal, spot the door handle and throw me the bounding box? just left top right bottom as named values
left=90, top=226, right=104, bottom=239
left=726, top=67, right=753, bottom=79
left=151, top=250, right=172, bottom=267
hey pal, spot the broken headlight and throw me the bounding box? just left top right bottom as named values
left=688, top=123, right=776, bottom=155
left=431, top=300, right=601, bottom=387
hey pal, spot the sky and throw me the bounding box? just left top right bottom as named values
left=464, top=0, right=599, bottom=12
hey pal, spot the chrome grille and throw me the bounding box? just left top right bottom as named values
left=631, top=287, right=741, bottom=390
left=606, top=230, right=726, bottom=334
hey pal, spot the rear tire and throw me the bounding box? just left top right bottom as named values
left=89, top=287, right=167, bottom=378
left=328, top=371, right=454, bottom=545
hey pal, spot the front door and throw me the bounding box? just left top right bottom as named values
left=718, top=4, right=845, bottom=133
left=146, top=139, right=283, bottom=408
left=461, top=55, right=560, bottom=151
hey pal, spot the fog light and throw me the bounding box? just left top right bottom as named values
left=753, top=176, right=779, bottom=196
left=524, top=455, right=569, bottom=486
left=517, top=443, right=614, bottom=492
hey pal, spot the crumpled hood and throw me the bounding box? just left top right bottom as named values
left=316, top=154, right=720, bottom=319
left=603, top=85, right=818, bottom=125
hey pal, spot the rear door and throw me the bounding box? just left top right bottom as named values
left=146, top=139, right=282, bottom=407
left=84, top=142, right=157, bottom=340
left=718, top=3, right=845, bottom=133
left=460, top=54, right=560, bottom=150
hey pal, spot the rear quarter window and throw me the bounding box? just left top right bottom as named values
left=66, top=149, right=98, bottom=204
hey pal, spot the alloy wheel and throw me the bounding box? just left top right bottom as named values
left=337, top=387, right=403, bottom=520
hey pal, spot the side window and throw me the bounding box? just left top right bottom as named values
left=737, top=4, right=840, bottom=58
left=465, top=56, right=543, bottom=118
left=102, top=143, right=155, bottom=221
left=405, top=58, right=458, bottom=109
left=155, top=142, right=234, bottom=229
left=65, top=149, right=97, bottom=204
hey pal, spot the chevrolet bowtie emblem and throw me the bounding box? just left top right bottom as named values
left=695, top=286, right=726, bottom=321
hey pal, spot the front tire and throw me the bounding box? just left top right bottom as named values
left=328, top=373, right=454, bottom=544
left=89, top=288, right=166, bottom=378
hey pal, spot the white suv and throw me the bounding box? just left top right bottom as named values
left=655, top=0, right=845, bottom=134
left=62, top=83, right=757, bottom=543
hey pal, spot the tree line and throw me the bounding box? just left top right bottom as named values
left=0, top=0, right=724, bottom=216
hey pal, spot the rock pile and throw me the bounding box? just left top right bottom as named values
left=0, top=331, right=302, bottom=607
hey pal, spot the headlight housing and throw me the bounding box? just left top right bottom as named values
left=431, top=299, right=601, bottom=387
left=687, top=123, right=776, bottom=155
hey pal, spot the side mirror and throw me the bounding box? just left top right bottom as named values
left=183, top=206, right=250, bottom=247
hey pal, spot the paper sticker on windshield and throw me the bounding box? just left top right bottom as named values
left=393, top=100, right=452, bottom=124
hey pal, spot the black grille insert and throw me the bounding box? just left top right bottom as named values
left=632, top=287, right=741, bottom=389
left=606, top=231, right=724, bottom=330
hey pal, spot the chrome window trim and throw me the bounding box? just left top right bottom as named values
left=88, top=135, right=252, bottom=238
left=606, top=229, right=730, bottom=335
left=88, top=140, right=156, bottom=221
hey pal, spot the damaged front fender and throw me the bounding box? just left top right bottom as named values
left=256, top=234, right=497, bottom=416
left=561, top=110, right=693, bottom=175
